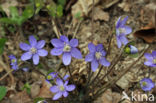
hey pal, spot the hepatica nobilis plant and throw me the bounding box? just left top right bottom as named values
left=7, top=16, right=155, bottom=103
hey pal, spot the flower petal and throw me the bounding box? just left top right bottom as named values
left=99, top=57, right=110, bottom=67
left=62, top=52, right=71, bottom=65
left=64, top=75, right=69, bottom=81
left=21, top=52, right=32, bottom=61
left=144, top=60, right=153, bottom=66
left=36, top=40, right=45, bottom=49
left=33, top=54, right=39, bottom=65
left=130, top=45, right=138, bottom=54
left=50, top=86, right=59, bottom=93
left=70, top=39, right=78, bottom=47
left=20, top=43, right=30, bottom=51
left=37, top=49, right=48, bottom=56
left=152, top=51, right=156, bottom=58
left=116, top=16, right=121, bottom=28
left=53, top=92, right=62, bottom=100
left=60, top=35, right=69, bottom=42
left=63, top=91, right=68, bottom=97
left=116, top=36, right=122, bottom=48
left=96, top=44, right=104, bottom=51
left=124, top=26, right=132, bottom=35
left=29, top=35, right=37, bottom=46
left=85, top=53, right=94, bottom=62
left=91, top=60, right=99, bottom=72
left=144, top=53, right=153, bottom=60
left=120, top=35, right=128, bottom=45
left=71, top=48, right=82, bottom=59
left=120, top=16, right=128, bottom=27
left=66, top=85, right=75, bottom=91
left=88, top=43, right=96, bottom=53
left=56, top=78, right=63, bottom=86
left=50, top=48, right=63, bottom=56
left=101, top=50, right=106, bottom=56
left=51, top=39, right=64, bottom=48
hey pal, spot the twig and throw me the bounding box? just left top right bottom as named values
left=0, top=56, right=14, bottom=84
left=73, top=20, right=82, bottom=39
left=0, top=69, right=14, bottom=81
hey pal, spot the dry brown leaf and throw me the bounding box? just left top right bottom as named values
left=1, top=0, right=18, bottom=16
left=94, top=89, right=121, bottom=103
left=31, top=82, right=41, bottom=98
left=9, top=91, right=31, bottom=103
left=37, top=80, right=54, bottom=98
left=71, top=0, right=100, bottom=17
left=93, top=7, right=109, bottom=21
left=118, top=1, right=131, bottom=12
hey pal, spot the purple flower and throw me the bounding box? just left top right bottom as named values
left=116, top=16, right=132, bottom=48
left=47, top=72, right=58, bottom=80
left=144, top=51, right=156, bottom=67
left=20, top=35, right=48, bottom=65
left=50, top=78, right=75, bottom=100
left=9, top=55, right=18, bottom=70
left=140, top=78, right=155, bottom=91
left=51, top=35, right=82, bottom=65
left=85, top=43, right=110, bottom=72
left=125, top=45, right=138, bottom=54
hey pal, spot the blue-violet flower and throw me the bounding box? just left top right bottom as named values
left=20, top=35, right=48, bottom=65
left=140, top=78, right=155, bottom=91
left=9, top=55, right=18, bottom=70
left=85, top=43, right=110, bottom=72
left=51, top=35, right=82, bottom=65
left=50, top=78, right=75, bottom=100
left=116, top=16, right=132, bottom=48
left=144, top=51, right=156, bottom=67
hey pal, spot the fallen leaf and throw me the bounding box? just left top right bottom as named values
left=71, top=0, right=100, bottom=17
left=93, top=7, right=109, bottom=21
left=9, top=91, right=31, bottom=103
left=31, top=82, right=41, bottom=98
left=37, top=80, right=54, bottom=98
left=94, top=89, right=121, bottom=103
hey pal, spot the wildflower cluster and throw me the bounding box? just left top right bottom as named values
left=7, top=16, right=155, bottom=102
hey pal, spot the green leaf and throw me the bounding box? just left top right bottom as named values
left=22, top=5, right=34, bottom=19
left=0, top=38, right=7, bottom=55
left=56, top=5, right=63, bottom=17
left=9, top=6, right=19, bottom=18
left=0, top=86, right=7, bottom=101
left=34, top=0, right=44, bottom=14
left=58, top=0, right=66, bottom=6
left=0, top=18, right=16, bottom=24
left=46, top=3, right=57, bottom=17
left=34, top=97, right=44, bottom=103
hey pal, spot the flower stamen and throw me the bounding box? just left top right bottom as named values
left=30, top=47, right=37, bottom=54
left=59, top=86, right=65, bottom=91
left=63, top=44, right=71, bottom=52
left=95, top=52, right=102, bottom=60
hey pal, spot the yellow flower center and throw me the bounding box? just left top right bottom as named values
left=11, top=59, right=16, bottom=63
left=30, top=47, right=37, bottom=54
left=47, top=75, right=52, bottom=80
left=119, top=28, right=126, bottom=34
left=95, top=52, right=102, bottom=60
left=125, top=47, right=130, bottom=54
left=63, top=44, right=71, bottom=52
left=60, top=86, right=65, bottom=91
left=153, top=59, right=156, bottom=64
left=142, top=81, right=147, bottom=86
